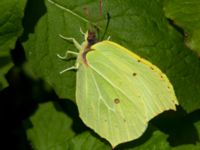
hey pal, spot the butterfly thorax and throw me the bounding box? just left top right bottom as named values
left=80, top=31, right=98, bottom=65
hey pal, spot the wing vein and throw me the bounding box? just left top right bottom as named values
left=90, top=70, right=115, bottom=111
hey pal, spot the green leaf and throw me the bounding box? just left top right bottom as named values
left=24, top=102, right=75, bottom=150
left=0, top=0, right=26, bottom=89
left=67, top=132, right=111, bottom=150
left=164, top=0, right=200, bottom=55
left=23, top=0, right=200, bottom=111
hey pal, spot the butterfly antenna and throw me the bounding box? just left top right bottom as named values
left=94, top=25, right=100, bottom=41
left=100, top=12, right=111, bottom=41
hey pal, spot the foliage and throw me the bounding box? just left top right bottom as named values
left=0, top=0, right=200, bottom=149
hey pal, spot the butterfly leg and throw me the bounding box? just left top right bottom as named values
left=57, top=51, right=78, bottom=60
left=59, top=63, right=79, bottom=74
left=59, top=34, right=81, bottom=50
left=58, top=52, right=79, bottom=74
left=58, top=34, right=80, bottom=74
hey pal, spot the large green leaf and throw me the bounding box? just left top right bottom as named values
left=164, top=0, right=200, bottom=55
left=23, top=0, right=200, bottom=111
left=24, top=102, right=75, bottom=150
left=22, top=0, right=200, bottom=148
left=0, top=0, right=26, bottom=89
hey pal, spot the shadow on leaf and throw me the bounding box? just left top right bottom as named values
left=151, top=106, right=200, bottom=146
left=21, top=0, right=47, bottom=42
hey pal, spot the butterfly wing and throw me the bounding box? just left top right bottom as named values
left=76, top=40, right=178, bottom=147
